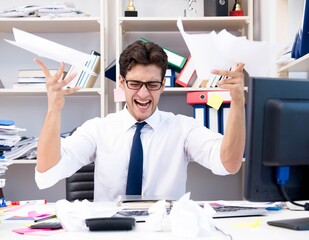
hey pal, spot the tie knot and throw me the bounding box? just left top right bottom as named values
left=135, top=122, right=146, bottom=132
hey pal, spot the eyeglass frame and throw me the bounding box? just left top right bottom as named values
left=121, top=76, right=164, bottom=91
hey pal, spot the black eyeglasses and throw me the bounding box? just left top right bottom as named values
left=124, top=79, right=163, bottom=91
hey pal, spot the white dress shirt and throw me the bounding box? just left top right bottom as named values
left=35, top=108, right=229, bottom=201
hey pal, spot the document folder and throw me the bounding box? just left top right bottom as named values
left=140, top=37, right=187, bottom=70
left=291, top=0, right=309, bottom=59
left=175, top=56, right=197, bottom=87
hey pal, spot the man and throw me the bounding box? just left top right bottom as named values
left=34, top=40, right=245, bottom=201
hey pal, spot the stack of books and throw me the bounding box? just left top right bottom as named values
left=13, top=69, right=53, bottom=89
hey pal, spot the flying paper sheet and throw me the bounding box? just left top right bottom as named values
left=5, top=28, right=96, bottom=75
left=177, top=18, right=278, bottom=86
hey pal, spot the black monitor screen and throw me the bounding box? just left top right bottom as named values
left=244, top=77, right=309, bottom=202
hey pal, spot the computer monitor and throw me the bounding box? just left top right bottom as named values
left=244, top=76, right=309, bottom=230
left=244, top=76, right=309, bottom=204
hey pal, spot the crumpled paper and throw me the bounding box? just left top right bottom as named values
left=55, top=199, right=119, bottom=231
left=146, top=199, right=171, bottom=232
left=146, top=193, right=217, bottom=238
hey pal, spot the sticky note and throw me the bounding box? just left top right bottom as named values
left=207, top=93, right=224, bottom=110
left=114, top=88, right=126, bottom=102
left=232, top=218, right=262, bottom=228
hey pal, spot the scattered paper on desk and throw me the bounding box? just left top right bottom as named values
left=169, top=193, right=216, bottom=238
left=177, top=18, right=278, bottom=80
left=56, top=199, right=120, bottom=231
left=207, top=93, right=224, bottom=110
left=5, top=28, right=95, bottom=75
left=13, top=227, right=65, bottom=236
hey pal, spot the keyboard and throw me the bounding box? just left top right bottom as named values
left=116, top=208, right=171, bottom=222
left=115, top=209, right=149, bottom=222
left=210, top=203, right=268, bottom=218
left=116, top=203, right=268, bottom=221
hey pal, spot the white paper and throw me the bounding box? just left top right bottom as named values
left=56, top=199, right=120, bottom=231
left=169, top=193, right=216, bottom=238
left=5, top=28, right=95, bottom=75
left=177, top=18, right=278, bottom=80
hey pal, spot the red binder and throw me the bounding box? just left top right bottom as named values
left=175, top=56, right=197, bottom=87
left=186, top=90, right=231, bottom=105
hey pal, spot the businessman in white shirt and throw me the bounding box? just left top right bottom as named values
left=34, top=40, right=245, bottom=201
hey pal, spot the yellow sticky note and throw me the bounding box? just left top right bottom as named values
left=207, top=93, right=224, bottom=110
left=232, top=219, right=262, bottom=228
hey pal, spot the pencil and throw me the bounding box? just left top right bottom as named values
left=34, top=214, right=57, bottom=222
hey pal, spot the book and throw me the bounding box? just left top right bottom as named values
left=175, top=56, right=197, bottom=87
left=164, top=68, right=176, bottom=87
left=12, top=83, right=46, bottom=89
left=67, top=50, right=101, bottom=88
left=116, top=195, right=173, bottom=209
left=105, top=61, right=116, bottom=82
left=18, top=69, right=57, bottom=78
left=140, top=37, right=187, bottom=70
left=17, top=77, right=46, bottom=83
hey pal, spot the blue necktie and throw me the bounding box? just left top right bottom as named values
left=126, top=122, right=146, bottom=195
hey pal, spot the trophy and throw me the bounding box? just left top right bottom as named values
left=230, top=0, right=244, bottom=16
left=125, top=0, right=138, bottom=17
left=184, top=0, right=197, bottom=17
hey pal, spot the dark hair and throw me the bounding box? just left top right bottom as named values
left=119, top=40, right=168, bottom=80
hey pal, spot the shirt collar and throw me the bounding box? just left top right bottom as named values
left=121, top=107, right=161, bottom=131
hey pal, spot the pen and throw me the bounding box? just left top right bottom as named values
left=9, top=199, right=47, bottom=205
left=34, top=214, right=57, bottom=223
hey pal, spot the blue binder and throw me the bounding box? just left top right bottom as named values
left=193, top=104, right=207, bottom=127
left=193, top=104, right=221, bottom=133
left=218, top=104, right=230, bottom=135
left=291, top=0, right=309, bottom=59
left=0, top=120, right=15, bottom=126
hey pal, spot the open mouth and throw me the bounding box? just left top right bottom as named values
left=135, top=100, right=151, bottom=108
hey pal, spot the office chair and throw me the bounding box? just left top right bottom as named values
left=65, top=163, right=95, bottom=202
left=65, top=126, right=95, bottom=201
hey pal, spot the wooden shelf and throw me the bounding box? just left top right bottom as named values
left=119, top=17, right=251, bottom=33
left=164, top=87, right=228, bottom=92
left=0, top=17, right=100, bottom=33
left=0, top=88, right=101, bottom=96
left=278, top=53, right=309, bottom=73
left=11, top=159, right=36, bottom=164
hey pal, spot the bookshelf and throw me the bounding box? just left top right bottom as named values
left=115, top=0, right=253, bottom=111
left=272, top=0, right=309, bottom=77
left=0, top=0, right=107, bottom=163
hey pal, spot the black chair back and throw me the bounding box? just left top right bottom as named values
left=65, top=163, right=94, bottom=201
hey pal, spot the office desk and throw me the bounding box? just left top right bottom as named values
left=1, top=204, right=309, bottom=240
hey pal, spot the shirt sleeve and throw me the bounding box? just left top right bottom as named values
left=185, top=121, right=230, bottom=176
left=35, top=118, right=99, bottom=189
left=35, top=160, right=66, bottom=189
